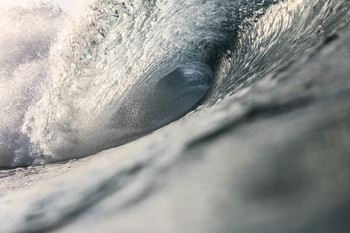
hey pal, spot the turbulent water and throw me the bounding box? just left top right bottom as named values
left=0, top=0, right=350, bottom=232
left=0, top=0, right=347, bottom=168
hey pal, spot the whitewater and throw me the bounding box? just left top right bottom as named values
left=0, top=0, right=350, bottom=232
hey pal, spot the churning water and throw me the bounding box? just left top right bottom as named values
left=1, top=0, right=347, bottom=168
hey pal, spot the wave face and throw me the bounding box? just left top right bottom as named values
left=0, top=0, right=349, bottom=168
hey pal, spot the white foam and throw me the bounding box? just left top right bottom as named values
left=0, top=0, right=85, bottom=167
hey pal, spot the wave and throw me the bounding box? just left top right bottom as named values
left=0, top=0, right=349, bottom=168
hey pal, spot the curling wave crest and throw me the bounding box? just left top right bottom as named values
left=0, top=0, right=348, bottom=168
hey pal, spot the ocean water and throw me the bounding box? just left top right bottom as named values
left=2, top=0, right=273, bottom=167
left=0, top=0, right=347, bottom=167
left=1, top=0, right=350, bottom=232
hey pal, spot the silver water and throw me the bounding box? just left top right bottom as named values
left=0, top=0, right=350, bottom=232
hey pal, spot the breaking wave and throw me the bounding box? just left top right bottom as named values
left=0, top=0, right=349, bottom=168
